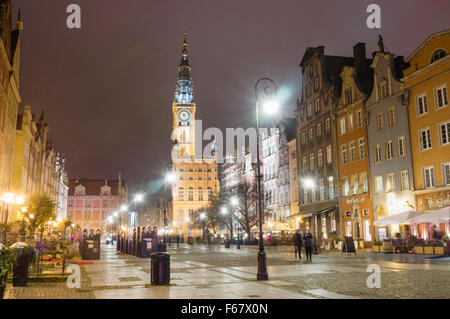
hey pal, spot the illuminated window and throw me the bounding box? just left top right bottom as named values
left=188, top=188, right=193, bottom=201
left=400, top=170, right=409, bottom=191
left=349, top=141, right=356, bottom=162
left=348, top=114, right=354, bottom=131
left=317, top=149, right=323, bottom=168
left=328, top=176, right=334, bottom=199
left=443, top=163, right=450, bottom=186
left=326, top=145, right=332, bottom=164
left=375, top=176, right=383, bottom=195
left=179, top=188, right=184, bottom=201
left=343, top=177, right=349, bottom=196
left=198, top=188, right=203, bottom=201
left=340, top=118, right=346, bottom=135
left=386, top=173, right=395, bottom=193
left=364, top=219, right=372, bottom=241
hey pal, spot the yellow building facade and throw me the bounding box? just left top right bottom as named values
left=170, top=31, right=219, bottom=236
left=402, top=30, right=450, bottom=237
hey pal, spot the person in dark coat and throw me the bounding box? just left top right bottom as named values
left=293, top=230, right=303, bottom=259
left=303, top=230, right=313, bottom=261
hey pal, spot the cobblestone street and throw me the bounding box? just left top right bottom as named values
left=4, top=243, right=450, bottom=299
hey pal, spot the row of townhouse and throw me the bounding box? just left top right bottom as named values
left=0, top=4, right=68, bottom=225
left=295, top=30, right=450, bottom=246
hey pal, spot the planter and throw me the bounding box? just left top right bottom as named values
left=359, top=241, right=364, bottom=249
left=0, top=270, right=8, bottom=299
left=414, top=246, right=424, bottom=254
left=12, top=252, right=31, bottom=287
left=382, top=241, right=393, bottom=253
left=325, top=244, right=330, bottom=250
left=353, top=241, right=359, bottom=250
left=433, top=246, right=445, bottom=255
left=423, top=246, right=434, bottom=255
left=372, top=245, right=381, bottom=253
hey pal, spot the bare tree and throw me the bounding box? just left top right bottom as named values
left=233, top=181, right=259, bottom=239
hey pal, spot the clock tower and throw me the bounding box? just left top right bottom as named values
left=170, top=30, right=220, bottom=237
left=172, top=29, right=196, bottom=158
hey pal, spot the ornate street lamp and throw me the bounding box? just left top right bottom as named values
left=254, top=77, right=279, bottom=280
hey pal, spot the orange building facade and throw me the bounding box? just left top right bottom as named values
left=336, top=44, right=375, bottom=246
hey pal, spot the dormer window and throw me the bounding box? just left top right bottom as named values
left=345, top=88, right=352, bottom=105
left=430, top=49, right=447, bottom=64
left=380, top=81, right=388, bottom=100
left=75, top=185, right=85, bottom=196
left=101, top=186, right=111, bottom=196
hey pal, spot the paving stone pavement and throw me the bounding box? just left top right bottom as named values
left=4, top=243, right=450, bottom=299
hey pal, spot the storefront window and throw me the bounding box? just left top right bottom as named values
left=364, top=219, right=372, bottom=241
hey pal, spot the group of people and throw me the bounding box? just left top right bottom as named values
left=293, top=230, right=314, bottom=261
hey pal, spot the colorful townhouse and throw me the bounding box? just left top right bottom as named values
left=336, top=43, right=375, bottom=246
left=402, top=29, right=450, bottom=238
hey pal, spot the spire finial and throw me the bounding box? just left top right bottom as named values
left=182, top=27, right=188, bottom=55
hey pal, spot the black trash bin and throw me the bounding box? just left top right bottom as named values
left=225, top=239, right=230, bottom=248
left=151, top=252, right=170, bottom=285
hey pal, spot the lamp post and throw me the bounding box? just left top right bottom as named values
left=255, top=77, right=279, bottom=280
left=221, top=207, right=231, bottom=247
left=164, top=172, right=176, bottom=250
left=231, top=197, right=240, bottom=249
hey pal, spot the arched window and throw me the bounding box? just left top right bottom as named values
left=430, top=49, right=448, bottom=64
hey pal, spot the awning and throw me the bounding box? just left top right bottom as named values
left=409, top=206, right=450, bottom=223
left=374, top=210, right=422, bottom=226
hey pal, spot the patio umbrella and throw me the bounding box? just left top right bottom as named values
left=409, top=206, right=450, bottom=223
left=373, top=210, right=422, bottom=226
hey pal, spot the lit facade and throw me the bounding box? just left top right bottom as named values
left=0, top=4, right=22, bottom=223
left=402, top=30, right=450, bottom=238
left=170, top=31, right=219, bottom=236
left=296, top=46, right=350, bottom=243
left=336, top=43, right=374, bottom=245
left=67, top=177, right=128, bottom=232
left=366, top=46, right=415, bottom=240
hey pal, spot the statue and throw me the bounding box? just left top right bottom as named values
left=378, top=35, right=385, bottom=52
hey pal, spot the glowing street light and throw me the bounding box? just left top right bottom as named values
left=134, top=193, right=144, bottom=203
left=120, top=204, right=128, bottom=212
left=165, top=172, right=176, bottom=183
left=262, top=99, right=279, bottom=115
left=200, top=212, right=206, bottom=220
left=231, top=197, right=239, bottom=207
left=302, top=178, right=315, bottom=189
left=221, top=207, right=228, bottom=215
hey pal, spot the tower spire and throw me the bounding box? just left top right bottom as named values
left=174, top=27, right=194, bottom=103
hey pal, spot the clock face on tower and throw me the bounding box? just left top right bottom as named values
left=178, top=109, right=191, bottom=123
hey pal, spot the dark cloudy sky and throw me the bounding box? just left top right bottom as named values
left=12, top=0, right=450, bottom=196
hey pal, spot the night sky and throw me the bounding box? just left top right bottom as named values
left=12, top=0, right=450, bottom=197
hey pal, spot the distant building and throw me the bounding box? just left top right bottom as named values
left=11, top=106, right=68, bottom=222
left=67, top=176, right=128, bottom=232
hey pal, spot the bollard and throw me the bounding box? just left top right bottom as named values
left=151, top=252, right=170, bottom=285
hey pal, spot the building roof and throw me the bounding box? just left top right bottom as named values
left=68, top=179, right=125, bottom=196
left=278, top=117, right=297, bottom=141
left=405, top=29, right=450, bottom=63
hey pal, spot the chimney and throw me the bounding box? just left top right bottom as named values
left=353, top=42, right=366, bottom=72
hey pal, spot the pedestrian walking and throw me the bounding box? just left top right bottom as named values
left=303, top=230, right=313, bottom=261
left=293, top=230, right=303, bottom=259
